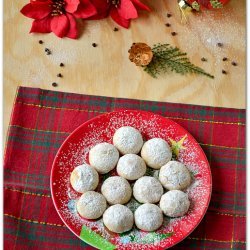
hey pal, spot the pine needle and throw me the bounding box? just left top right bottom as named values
left=143, top=43, right=214, bottom=79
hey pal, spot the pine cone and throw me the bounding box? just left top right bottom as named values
left=128, top=43, right=153, bottom=66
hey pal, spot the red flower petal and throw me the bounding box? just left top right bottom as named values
left=65, top=13, right=78, bottom=39
left=50, top=15, right=69, bottom=38
left=131, top=0, right=151, bottom=11
left=20, top=2, right=52, bottom=19
left=65, top=0, right=80, bottom=13
left=73, top=0, right=97, bottom=18
left=89, top=0, right=110, bottom=11
left=117, top=0, right=138, bottom=19
left=30, top=0, right=50, bottom=4
left=30, top=16, right=52, bottom=33
left=86, top=0, right=110, bottom=19
left=110, top=7, right=130, bottom=28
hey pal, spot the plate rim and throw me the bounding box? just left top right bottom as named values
left=50, top=109, right=212, bottom=250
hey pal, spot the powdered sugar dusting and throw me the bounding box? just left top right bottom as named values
left=51, top=110, right=212, bottom=249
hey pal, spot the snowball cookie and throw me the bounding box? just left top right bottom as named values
left=89, top=142, right=119, bottom=174
left=117, top=154, right=146, bottom=180
left=133, top=176, right=163, bottom=203
left=101, top=176, right=132, bottom=205
left=103, top=204, right=134, bottom=233
left=77, top=191, right=107, bottom=219
left=135, top=204, right=163, bottom=231
left=113, top=126, right=143, bottom=154
left=159, top=161, right=191, bottom=190
left=160, top=190, right=190, bottom=217
left=141, top=138, right=172, bottom=169
left=70, top=164, right=99, bottom=193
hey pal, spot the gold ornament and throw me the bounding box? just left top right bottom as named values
left=178, top=0, right=192, bottom=24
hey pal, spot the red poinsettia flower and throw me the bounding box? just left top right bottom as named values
left=89, top=0, right=150, bottom=28
left=20, top=0, right=97, bottom=39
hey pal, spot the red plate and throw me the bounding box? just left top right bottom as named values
left=51, top=110, right=212, bottom=249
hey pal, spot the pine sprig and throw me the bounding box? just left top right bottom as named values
left=143, top=43, right=214, bottom=79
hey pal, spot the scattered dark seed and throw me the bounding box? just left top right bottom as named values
left=45, top=48, right=51, bottom=55
left=171, top=32, right=177, bottom=36
left=201, top=57, right=207, bottom=62
left=92, top=43, right=97, bottom=47
left=165, top=23, right=171, bottom=27
left=114, top=27, right=119, bottom=31
left=222, top=70, right=227, bottom=74
left=217, top=43, right=223, bottom=47
left=232, top=61, right=238, bottom=66
left=39, top=40, right=43, bottom=44
left=57, top=73, right=62, bottom=78
left=52, top=82, right=58, bottom=87
left=222, top=57, right=228, bottom=61
left=60, top=63, right=64, bottom=67
left=132, top=43, right=135, bottom=45
left=167, top=13, right=172, bottom=18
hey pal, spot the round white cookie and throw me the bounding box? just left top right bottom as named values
left=159, top=161, right=191, bottom=190
left=117, top=154, right=146, bottom=180
left=135, top=204, right=163, bottom=231
left=160, top=190, right=190, bottom=217
left=103, top=204, right=134, bottom=233
left=70, top=164, right=99, bottom=193
left=89, top=142, right=119, bottom=174
left=141, top=138, right=172, bottom=169
left=113, top=126, right=143, bottom=155
left=133, top=176, right=163, bottom=203
left=101, top=176, right=132, bottom=204
left=77, top=191, right=107, bottom=219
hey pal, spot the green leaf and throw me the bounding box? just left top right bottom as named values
left=190, top=169, right=199, bottom=180
left=141, top=232, right=174, bottom=244
left=102, top=173, right=110, bottom=182
left=158, top=232, right=174, bottom=240
left=126, top=198, right=142, bottom=212
left=119, top=229, right=138, bottom=243
left=144, top=44, right=214, bottom=79
left=130, top=234, right=137, bottom=242
left=80, top=225, right=116, bottom=250
left=145, top=167, right=155, bottom=176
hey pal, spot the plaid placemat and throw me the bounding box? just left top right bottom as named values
left=4, top=86, right=246, bottom=250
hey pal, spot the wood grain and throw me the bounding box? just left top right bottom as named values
left=3, top=0, right=246, bottom=142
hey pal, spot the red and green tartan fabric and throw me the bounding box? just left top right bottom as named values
left=4, top=86, right=246, bottom=250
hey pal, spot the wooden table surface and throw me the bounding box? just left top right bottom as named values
left=3, top=0, right=246, bottom=142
